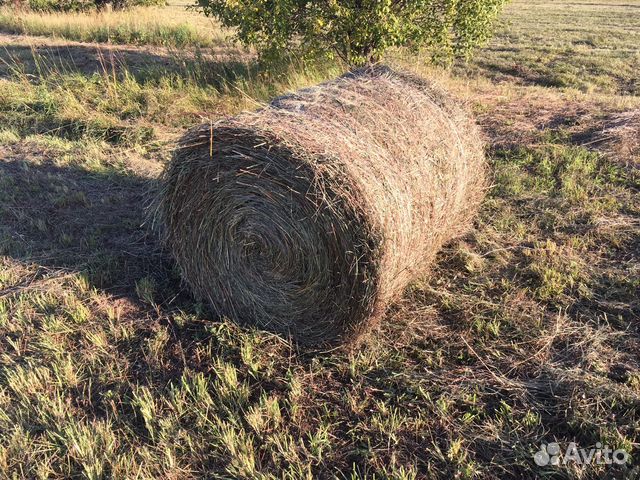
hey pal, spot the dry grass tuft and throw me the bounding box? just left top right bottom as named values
left=597, top=109, right=640, bottom=168
left=157, top=66, right=486, bottom=346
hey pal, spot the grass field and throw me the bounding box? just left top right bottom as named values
left=462, top=0, right=640, bottom=95
left=0, top=2, right=227, bottom=47
left=0, top=1, right=639, bottom=479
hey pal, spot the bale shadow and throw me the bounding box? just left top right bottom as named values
left=0, top=150, right=170, bottom=293
left=0, top=148, right=261, bottom=400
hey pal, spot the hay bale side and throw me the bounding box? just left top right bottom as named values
left=158, top=66, right=487, bottom=346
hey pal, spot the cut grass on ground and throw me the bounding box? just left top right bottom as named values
left=460, top=0, right=640, bottom=96
left=0, top=0, right=639, bottom=478
left=1, top=131, right=638, bottom=479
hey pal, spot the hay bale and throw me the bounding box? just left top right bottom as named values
left=157, top=66, right=486, bottom=346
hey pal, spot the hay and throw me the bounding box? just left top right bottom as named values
left=157, top=66, right=486, bottom=346
left=596, top=109, right=640, bottom=168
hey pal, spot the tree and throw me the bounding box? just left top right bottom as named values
left=197, top=0, right=508, bottom=66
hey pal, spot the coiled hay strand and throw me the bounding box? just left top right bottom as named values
left=158, top=66, right=486, bottom=346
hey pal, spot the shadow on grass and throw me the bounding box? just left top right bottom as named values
left=0, top=153, right=172, bottom=294
left=467, top=59, right=568, bottom=89
left=0, top=41, right=259, bottom=90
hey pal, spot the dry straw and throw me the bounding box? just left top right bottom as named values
left=596, top=109, right=640, bottom=168
left=157, top=65, right=486, bottom=346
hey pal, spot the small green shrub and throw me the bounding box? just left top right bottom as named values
left=197, top=0, right=508, bottom=66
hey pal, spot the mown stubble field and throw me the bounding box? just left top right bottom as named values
left=0, top=1, right=639, bottom=478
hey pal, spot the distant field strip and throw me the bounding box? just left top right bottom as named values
left=0, top=3, right=228, bottom=48
left=465, top=0, right=640, bottom=94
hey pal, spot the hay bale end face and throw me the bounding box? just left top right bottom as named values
left=158, top=66, right=487, bottom=346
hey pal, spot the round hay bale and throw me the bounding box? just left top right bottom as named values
left=157, top=66, right=486, bottom=346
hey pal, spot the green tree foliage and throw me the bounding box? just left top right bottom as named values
left=197, top=0, right=508, bottom=66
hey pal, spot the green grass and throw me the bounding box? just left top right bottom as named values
left=0, top=3, right=228, bottom=48
left=461, top=0, right=640, bottom=95
left=0, top=48, right=341, bottom=144
left=0, top=0, right=639, bottom=478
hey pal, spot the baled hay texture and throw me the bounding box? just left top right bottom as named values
left=158, top=66, right=486, bottom=346
left=597, top=109, right=640, bottom=167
